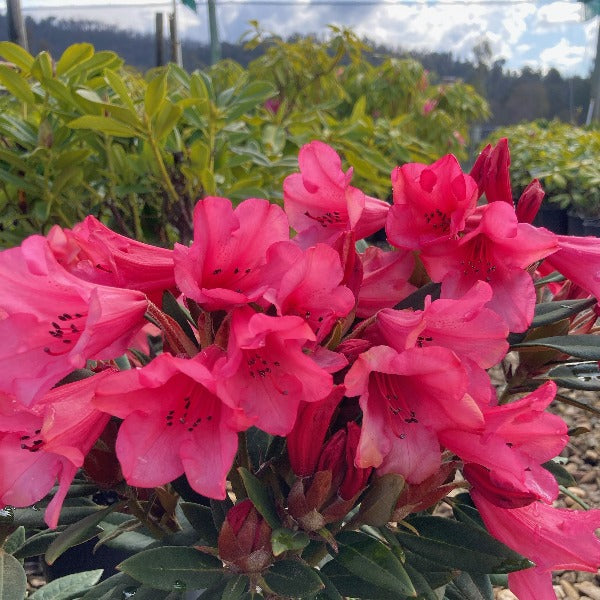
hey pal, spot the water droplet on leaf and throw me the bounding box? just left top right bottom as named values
left=121, top=587, right=137, bottom=599
left=172, top=580, right=187, bottom=591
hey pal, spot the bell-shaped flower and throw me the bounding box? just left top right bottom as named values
left=216, top=307, right=334, bottom=436
left=420, top=201, right=558, bottom=332
left=471, top=489, right=600, bottom=600
left=0, top=236, right=148, bottom=406
left=439, top=381, right=568, bottom=504
left=386, top=154, right=478, bottom=250
left=283, top=141, right=389, bottom=247
left=47, top=216, right=176, bottom=305
left=344, top=345, right=483, bottom=484
left=262, top=241, right=355, bottom=340
left=0, top=370, right=113, bottom=528
left=469, top=138, right=512, bottom=204
left=356, top=246, right=416, bottom=318
left=94, top=348, right=250, bottom=499
left=174, top=197, right=289, bottom=311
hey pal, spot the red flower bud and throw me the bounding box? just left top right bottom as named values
left=470, top=138, right=512, bottom=204
left=218, top=499, right=273, bottom=573
left=516, top=179, right=545, bottom=224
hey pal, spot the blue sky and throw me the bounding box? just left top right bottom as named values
left=19, top=0, right=598, bottom=76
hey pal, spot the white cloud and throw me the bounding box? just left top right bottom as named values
left=535, top=1, right=583, bottom=26
left=539, top=37, right=588, bottom=72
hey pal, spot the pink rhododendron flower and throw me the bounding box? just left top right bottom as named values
left=421, top=201, right=558, bottom=332
left=216, top=307, right=334, bottom=436
left=386, top=154, right=479, bottom=250
left=174, top=197, right=289, bottom=311
left=263, top=241, right=355, bottom=340
left=440, top=382, right=567, bottom=504
left=469, top=138, right=512, bottom=204
left=47, top=216, right=176, bottom=305
left=0, top=236, right=148, bottom=406
left=0, top=370, right=113, bottom=528
left=344, top=345, right=483, bottom=483
left=472, top=490, right=600, bottom=600
left=283, top=141, right=389, bottom=246
left=422, top=99, right=437, bottom=115
left=94, top=348, right=249, bottom=499
left=356, top=246, right=416, bottom=318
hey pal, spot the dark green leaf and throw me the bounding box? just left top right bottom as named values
left=270, top=528, right=310, bottom=556
left=180, top=502, right=219, bottom=546
left=222, top=574, right=249, bottom=600
left=162, top=291, right=199, bottom=348
left=45, top=503, right=121, bottom=565
left=210, top=497, right=233, bottom=532
left=262, top=559, right=324, bottom=598
left=356, top=473, right=404, bottom=526
left=397, top=517, right=532, bottom=574
left=313, top=570, right=344, bottom=600
left=532, top=298, right=597, bottom=328
left=29, top=569, right=103, bottom=600
left=394, top=282, right=441, bottom=311
left=402, top=561, right=439, bottom=600
left=335, top=531, right=416, bottom=596
left=542, top=460, right=577, bottom=487
left=14, top=504, right=99, bottom=528
left=118, top=546, right=224, bottom=591
left=451, top=502, right=486, bottom=531
left=0, top=550, right=26, bottom=600
left=444, top=572, right=493, bottom=600
left=12, top=530, right=62, bottom=560
left=80, top=572, right=139, bottom=599
left=512, top=335, right=600, bottom=360
left=403, top=550, right=455, bottom=590
left=547, top=361, right=600, bottom=391
left=237, top=468, right=281, bottom=529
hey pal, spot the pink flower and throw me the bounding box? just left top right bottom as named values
left=356, top=246, right=416, bottom=318
left=263, top=241, right=355, bottom=340
left=216, top=307, right=334, bottom=436
left=422, top=99, right=437, bottom=115
left=515, top=179, right=545, bottom=224
left=0, top=371, right=113, bottom=528
left=47, top=216, right=176, bottom=305
left=386, top=154, right=478, bottom=250
left=283, top=141, right=389, bottom=246
left=471, top=490, right=600, bottom=600
left=174, top=197, right=289, bottom=311
left=421, top=201, right=558, bottom=332
left=440, top=382, right=568, bottom=504
left=469, top=138, right=512, bottom=204
left=344, top=345, right=483, bottom=483
left=94, top=348, right=250, bottom=499
left=0, top=236, right=148, bottom=406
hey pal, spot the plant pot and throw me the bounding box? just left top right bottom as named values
left=532, top=203, right=568, bottom=234
left=567, top=210, right=585, bottom=236
left=583, top=218, right=600, bottom=237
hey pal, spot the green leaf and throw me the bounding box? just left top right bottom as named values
left=270, top=528, right=310, bottom=556
left=313, top=570, right=344, bottom=600
left=397, top=517, right=532, bottom=574
left=29, top=569, right=103, bottom=600
left=180, top=502, right=219, bottom=546
left=3, top=526, right=24, bottom=555
left=153, top=100, right=182, bottom=140
left=31, top=51, right=53, bottom=81
left=237, top=467, right=281, bottom=529
left=512, top=335, right=600, bottom=360
left=222, top=574, right=249, bottom=600
left=262, top=559, right=324, bottom=598
left=444, top=572, right=493, bottom=600
left=0, top=65, right=35, bottom=104
left=13, top=504, right=100, bottom=528
left=118, top=546, right=224, bottom=591
left=547, top=361, right=600, bottom=391
left=0, top=551, right=26, bottom=600
left=13, top=529, right=63, bottom=560
left=104, top=69, right=136, bottom=112
left=45, top=504, right=120, bottom=565
left=401, top=561, right=439, bottom=600
left=320, top=559, right=400, bottom=600
left=68, top=115, right=140, bottom=138
left=146, top=72, right=168, bottom=119
left=335, top=531, right=416, bottom=596
left=356, top=473, right=404, bottom=526
left=0, top=41, right=34, bottom=72
left=531, top=298, right=597, bottom=328
left=80, top=572, right=139, bottom=599
left=161, top=291, right=199, bottom=348
left=542, top=459, right=577, bottom=487
left=56, top=43, right=95, bottom=77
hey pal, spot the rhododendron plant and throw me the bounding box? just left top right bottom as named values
left=1, top=139, right=599, bottom=600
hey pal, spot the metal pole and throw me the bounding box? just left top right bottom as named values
left=155, top=13, right=165, bottom=67
left=6, top=0, right=29, bottom=51
left=590, top=17, right=600, bottom=122
left=169, top=0, right=183, bottom=67
left=207, top=0, right=221, bottom=65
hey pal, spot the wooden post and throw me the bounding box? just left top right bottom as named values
left=169, top=0, right=183, bottom=67
left=6, top=0, right=28, bottom=51
left=155, top=13, right=165, bottom=67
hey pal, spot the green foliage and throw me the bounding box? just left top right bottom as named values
left=485, top=120, right=600, bottom=217
left=0, top=37, right=488, bottom=247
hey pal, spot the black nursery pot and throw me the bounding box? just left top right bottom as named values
left=567, top=210, right=585, bottom=236
left=532, top=203, right=568, bottom=234
left=583, top=218, right=600, bottom=237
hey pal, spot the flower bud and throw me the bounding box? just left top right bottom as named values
left=218, top=499, right=273, bottom=573
left=516, top=179, right=545, bottom=224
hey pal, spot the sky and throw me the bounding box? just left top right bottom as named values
left=18, top=0, right=599, bottom=76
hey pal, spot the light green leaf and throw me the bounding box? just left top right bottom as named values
left=0, top=42, right=34, bottom=72
left=29, top=569, right=103, bottom=600
left=145, top=72, right=168, bottom=119
left=0, top=551, right=26, bottom=600
left=0, top=65, right=35, bottom=104
left=153, top=101, right=182, bottom=140
left=270, top=528, right=310, bottom=556
left=68, top=115, right=140, bottom=138
left=56, top=43, right=95, bottom=77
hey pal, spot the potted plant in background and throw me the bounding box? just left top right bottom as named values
left=483, top=120, right=600, bottom=235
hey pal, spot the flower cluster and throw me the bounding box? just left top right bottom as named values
left=1, top=139, right=600, bottom=600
